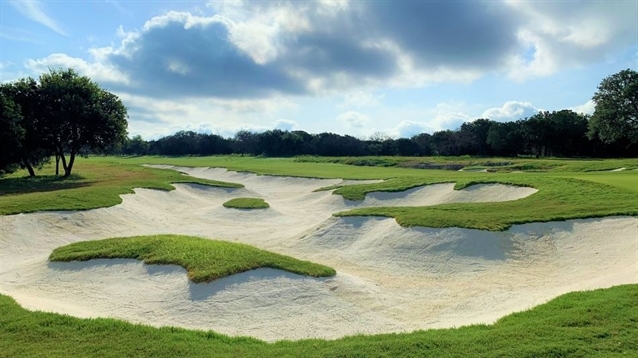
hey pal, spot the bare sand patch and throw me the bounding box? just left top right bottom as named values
left=0, top=166, right=635, bottom=341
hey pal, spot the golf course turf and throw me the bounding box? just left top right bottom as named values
left=1, top=155, right=637, bottom=356
left=49, top=235, right=335, bottom=282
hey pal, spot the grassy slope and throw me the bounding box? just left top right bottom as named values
left=0, top=159, right=242, bottom=215
left=223, top=198, right=270, bottom=209
left=1, top=285, right=636, bottom=357
left=49, top=235, right=335, bottom=282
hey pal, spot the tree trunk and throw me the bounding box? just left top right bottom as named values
left=64, top=152, right=76, bottom=177
left=24, top=161, right=35, bottom=177
left=55, top=155, right=60, bottom=176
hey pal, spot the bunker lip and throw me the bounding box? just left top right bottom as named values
left=0, top=166, right=635, bottom=342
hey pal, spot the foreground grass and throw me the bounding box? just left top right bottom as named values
left=223, top=198, right=270, bottom=210
left=1, top=285, right=636, bottom=357
left=0, top=160, right=242, bottom=215
left=49, top=235, right=335, bottom=283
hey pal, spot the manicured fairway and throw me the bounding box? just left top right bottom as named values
left=50, top=235, right=335, bottom=282
left=1, top=285, right=636, bottom=357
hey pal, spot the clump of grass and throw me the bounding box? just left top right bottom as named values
left=1, top=285, right=636, bottom=356
left=49, top=235, right=335, bottom=283
left=223, top=198, right=269, bottom=209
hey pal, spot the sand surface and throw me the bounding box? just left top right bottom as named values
left=1, top=165, right=636, bottom=341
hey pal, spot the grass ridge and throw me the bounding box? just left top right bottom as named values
left=49, top=235, right=335, bottom=283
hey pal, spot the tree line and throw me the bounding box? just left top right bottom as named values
left=1, top=69, right=128, bottom=177
left=2, top=69, right=636, bottom=178
left=119, top=69, right=637, bottom=158
left=117, top=110, right=634, bottom=158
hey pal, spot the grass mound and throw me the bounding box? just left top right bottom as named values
left=49, top=235, right=335, bottom=283
left=1, top=285, right=636, bottom=357
left=223, top=197, right=270, bottom=209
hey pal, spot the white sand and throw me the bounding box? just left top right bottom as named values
left=0, top=165, right=636, bottom=342
left=611, top=167, right=626, bottom=171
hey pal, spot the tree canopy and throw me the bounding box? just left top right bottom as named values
left=1, top=69, right=128, bottom=177
left=589, top=69, right=638, bottom=146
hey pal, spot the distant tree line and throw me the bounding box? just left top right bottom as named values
left=0, top=69, right=128, bottom=177
left=115, top=111, right=634, bottom=158
left=115, top=69, right=637, bottom=159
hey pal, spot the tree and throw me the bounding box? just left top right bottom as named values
left=0, top=93, right=24, bottom=175
left=0, top=79, right=51, bottom=176
left=458, top=118, right=494, bottom=155
left=486, top=121, right=524, bottom=157
left=588, top=69, right=638, bottom=146
left=38, top=69, right=128, bottom=177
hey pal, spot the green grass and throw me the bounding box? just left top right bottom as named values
left=4, top=156, right=632, bottom=231
left=1, top=284, right=636, bottom=357
left=295, top=155, right=638, bottom=172
left=49, top=235, right=335, bottom=283
left=223, top=197, right=270, bottom=209
left=333, top=174, right=637, bottom=231
left=0, top=159, right=243, bottom=215
left=2, top=156, right=636, bottom=230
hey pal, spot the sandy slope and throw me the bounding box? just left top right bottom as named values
left=0, top=166, right=636, bottom=341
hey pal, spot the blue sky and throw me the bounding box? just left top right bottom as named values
left=1, top=0, right=636, bottom=140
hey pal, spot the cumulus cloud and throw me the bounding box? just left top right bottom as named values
left=568, top=100, right=596, bottom=115
left=393, top=120, right=432, bottom=138
left=26, top=0, right=637, bottom=101
left=482, top=101, right=541, bottom=121
left=504, top=1, right=636, bottom=81
left=336, top=111, right=371, bottom=128
left=25, top=51, right=129, bottom=84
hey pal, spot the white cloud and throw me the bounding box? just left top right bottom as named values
left=9, top=1, right=67, bottom=36
left=393, top=120, right=431, bottom=138
left=568, top=99, right=595, bottom=115
left=482, top=101, right=540, bottom=121
left=504, top=1, right=635, bottom=81
left=25, top=52, right=129, bottom=84
left=336, top=110, right=371, bottom=128
left=274, top=119, right=298, bottom=131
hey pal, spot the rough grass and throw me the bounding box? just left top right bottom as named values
left=49, top=235, right=335, bottom=283
left=0, top=159, right=243, bottom=215
left=1, top=285, right=636, bottom=357
left=223, top=198, right=270, bottom=209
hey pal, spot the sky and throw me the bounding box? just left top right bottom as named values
left=1, top=0, right=637, bottom=140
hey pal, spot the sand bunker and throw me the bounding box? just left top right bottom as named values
left=1, top=166, right=635, bottom=341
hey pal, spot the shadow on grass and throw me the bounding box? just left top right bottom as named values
left=0, top=174, right=93, bottom=196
